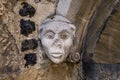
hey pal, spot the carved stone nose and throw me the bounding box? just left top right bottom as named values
left=54, top=34, right=60, bottom=42
left=56, top=44, right=62, bottom=48
left=54, top=38, right=59, bottom=43
left=53, top=39, right=62, bottom=48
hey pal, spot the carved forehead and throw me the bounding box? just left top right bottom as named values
left=40, top=21, right=76, bottom=34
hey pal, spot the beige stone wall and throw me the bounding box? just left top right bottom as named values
left=0, top=0, right=120, bottom=80
left=0, top=0, right=56, bottom=79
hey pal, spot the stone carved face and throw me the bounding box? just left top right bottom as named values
left=39, top=15, right=76, bottom=64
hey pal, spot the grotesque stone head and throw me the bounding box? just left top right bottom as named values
left=39, top=15, right=80, bottom=64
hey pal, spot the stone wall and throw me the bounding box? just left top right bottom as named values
left=0, top=0, right=120, bottom=80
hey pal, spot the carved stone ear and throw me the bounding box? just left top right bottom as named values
left=69, top=24, right=76, bottom=31
left=67, top=33, right=80, bottom=63
left=67, top=52, right=80, bottom=63
left=68, top=24, right=76, bottom=36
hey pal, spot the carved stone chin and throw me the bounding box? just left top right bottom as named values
left=39, top=15, right=79, bottom=64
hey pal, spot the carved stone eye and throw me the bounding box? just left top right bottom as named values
left=60, top=33, right=69, bottom=40
left=45, top=32, right=55, bottom=39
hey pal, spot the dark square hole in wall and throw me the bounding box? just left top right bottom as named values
left=21, top=39, right=38, bottom=51
left=24, top=53, right=37, bottom=67
left=19, top=2, right=36, bottom=17
left=20, top=19, right=35, bottom=36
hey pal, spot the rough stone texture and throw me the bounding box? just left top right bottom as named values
left=94, top=1, right=120, bottom=63
left=0, top=0, right=120, bottom=80
left=81, top=0, right=120, bottom=79
left=0, top=0, right=22, bottom=76
left=83, top=63, right=120, bottom=80
left=0, top=23, right=21, bottom=75
left=66, top=0, right=83, bottom=22
left=56, top=0, right=72, bottom=16
left=73, top=0, right=101, bottom=56
left=0, top=0, right=57, bottom=79
left=15, top=63, right=81, bottom=80
left=0, top=0, right=82, bottom=80
left=82, top=0, right=120, bottom=63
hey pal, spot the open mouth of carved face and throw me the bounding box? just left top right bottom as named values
left=51, top=52, right=63, bottom=58
left=47, top=51, right=65, bottom=64
left=46, top=47, right=66, bottom=63
left=49, top=47, right=64, bottom=58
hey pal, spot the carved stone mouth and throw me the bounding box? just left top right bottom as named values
left=51, top=53, right=62, bottom=58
